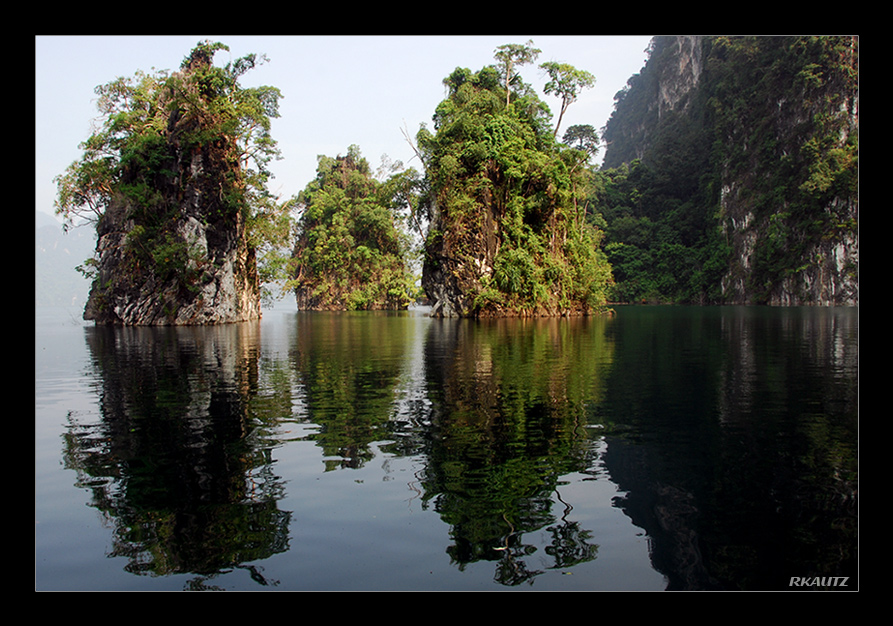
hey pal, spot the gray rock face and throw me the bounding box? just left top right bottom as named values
left=603, top=35, right=858, bottom=306
left=83, top=147, right=261, bottom=326
left=655, top=35, right=703, bottom=120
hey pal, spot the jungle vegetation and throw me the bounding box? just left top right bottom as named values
left=597, top=35, right=858, bottom=304
left=287, top=146, right=421, bottom=310
left=415, top=41, right=613, bottom=316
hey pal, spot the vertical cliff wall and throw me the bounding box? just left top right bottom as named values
left=602, top=36, right=704, bottom=170
left=80, top=43, right=264, bottom=325
left=601, top=35, right=858, bottom=306
left=710, top=36, right=858, bottom=305
left=84, top=187, right=260, bottom=326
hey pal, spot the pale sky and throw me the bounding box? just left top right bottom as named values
left=35, top=35, right=653, bottom=222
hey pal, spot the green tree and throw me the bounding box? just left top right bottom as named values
left=288, top=146, right=418, bottom=310
left=540, top=61, right=595, bottom=139
left=493, top=40, right=542, bottom=107
left=53, top=68, right=167, bottom=231
left=562, top=124, right=599, bottom=160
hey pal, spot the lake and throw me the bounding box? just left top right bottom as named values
left=35, top=303, right=858, bottom=591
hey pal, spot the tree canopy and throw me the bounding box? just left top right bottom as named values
left=416, top=43, right=612, bottom=316
left=56, top=41, right=282, bottom=228
left=288, top=146, right=419, bottom=310
left=54, top=40, right=292, bottom=301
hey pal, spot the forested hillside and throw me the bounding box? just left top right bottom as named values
left=597, top=35, right=858, bottom=305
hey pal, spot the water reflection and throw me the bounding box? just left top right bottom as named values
left=710, top=307, right=858, bottom=590
left=595, top=306, right=858, bottom=590
left=287, top=311, right=423, bottom=469
left=55, top=306, right=858, bottom=590
left=419, top=317, right=613, bottom=584
left=64, top=322, right=290, bottom=586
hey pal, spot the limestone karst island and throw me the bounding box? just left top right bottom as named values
left=53, top=37, right=858, bottom=325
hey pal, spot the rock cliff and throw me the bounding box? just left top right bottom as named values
left=602, top=35, right=858, bottom=305
left=84, top=192, right=260, bottom=325
left=81, top=44, right=263, bottom=325
left=714, top=37, right=858, bottom=306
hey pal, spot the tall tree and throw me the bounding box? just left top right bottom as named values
left=494, top=40, right=542, bottom=107
left=540, top=61, right=596, bottom=138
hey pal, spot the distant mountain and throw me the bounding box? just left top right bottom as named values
left=35, top=211, right=95, bottom=308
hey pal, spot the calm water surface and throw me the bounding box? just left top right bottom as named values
left=35, top=304, right=858, bottom=591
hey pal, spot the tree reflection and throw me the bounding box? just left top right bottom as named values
left=63, top=322, right=290, bottom=584
left=420, top=317, right=613, bottom=584
left=287, top=311, right=417, bottom=469
left=545, top=489, right=599, bottom=569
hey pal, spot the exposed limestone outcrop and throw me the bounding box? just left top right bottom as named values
left=655, top=35, right=703, bottom=120
left=83, top=195, right=260, bottom=325
left=81, top=43, right=264, bottom=326
left=602, top=35, right=858, bottom=306
left=417, top=63, right=613, bottom=319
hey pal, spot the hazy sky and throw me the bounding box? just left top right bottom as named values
left=35, top=35, right=653, bottom=222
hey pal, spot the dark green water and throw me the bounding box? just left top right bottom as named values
left=35, top=304, right=858, bottom=591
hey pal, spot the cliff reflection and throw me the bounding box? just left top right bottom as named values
left=64, top=322, right=290, bottom=585
left=595, top=306, right=858, bottom=590
left=419, top=317, right=614, bottom=585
